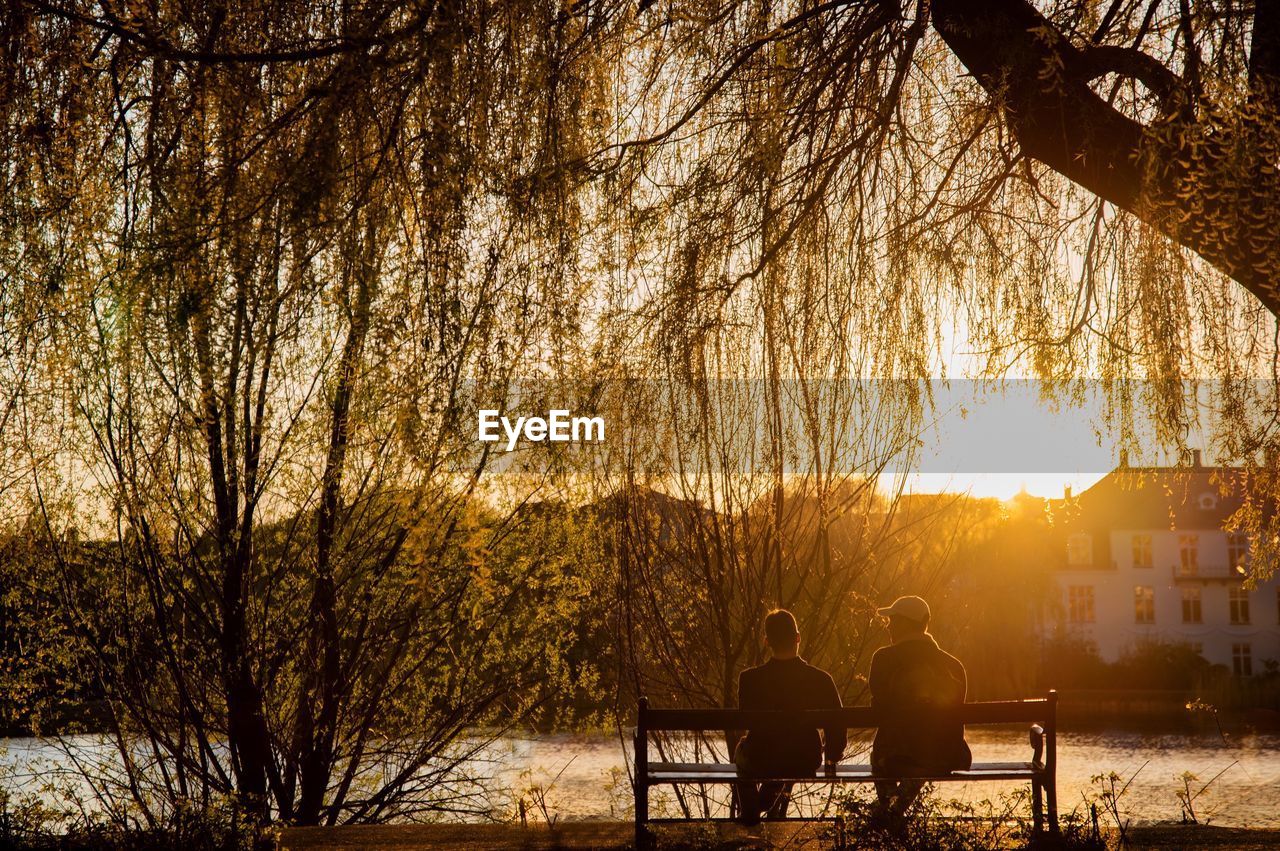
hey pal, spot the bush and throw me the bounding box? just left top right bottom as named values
left=833, top=786, right=1109, bottom=851
left=0, top=793, right=266, bottom=851
left=1041, top=637, right=1216, bottom=691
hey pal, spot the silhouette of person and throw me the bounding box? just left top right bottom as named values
left=734, top=609, right=846, bottom=826
left=869, top=595, right=971, bottom=819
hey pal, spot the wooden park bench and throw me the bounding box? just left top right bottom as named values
left=634, top=690, right=1058, bottom=847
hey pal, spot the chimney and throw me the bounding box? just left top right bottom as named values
left=1192, top=449, right=1202, bottom=468
left=1064, top=485, right=1072, bottom=500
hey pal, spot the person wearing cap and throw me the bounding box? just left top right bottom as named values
left=733, top=609, right=846, bottom=827
left=869, top=595, right=971, bottom=818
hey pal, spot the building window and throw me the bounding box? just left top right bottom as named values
left=1068, top=585, right=1095, bottom=624
left=1181, top=587, right=1202, bottom=624
left=1132, top=534, right=1153, bottom=568
left=1228, top=534, right=1250, bottom=574
left=1232, top=643, right=1253, bottom=677
left=1067, top=533, right=1092, bottom=567
left=1228, top=587, right=1250, bottom=625
left=1134, top=586, right=1155, bottom=623
left=1179, top=534, right=1199, bottom=576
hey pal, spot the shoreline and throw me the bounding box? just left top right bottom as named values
left=276, top=821, right=1280, bottom=849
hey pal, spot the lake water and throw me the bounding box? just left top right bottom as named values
left=486, top=728, right=1280, bottom=828
left=4, top=729, right=1278, bottom=828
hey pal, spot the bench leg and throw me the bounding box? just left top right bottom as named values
left=634, top=781, right=651, bottom=850
left=1031, top=778, right=1044, bottom=834
left=1046, top=775, right=1059, bottom=834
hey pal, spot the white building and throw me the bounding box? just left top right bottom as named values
left=1047, top=454, right=1280, bottom=676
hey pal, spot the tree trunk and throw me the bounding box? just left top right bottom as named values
left=296, top=214, right=379, bottom=825
left=192, top=305, right=274, bottom=823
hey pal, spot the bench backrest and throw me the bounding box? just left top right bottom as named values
left=637, top=690, right=1057, bottom=732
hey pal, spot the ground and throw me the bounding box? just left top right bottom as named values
left=275, top=821, right=1280, bottom=850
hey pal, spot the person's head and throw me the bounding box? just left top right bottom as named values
left=763, top=609, right=801, bottom=658
left=876, top=596, right=930, bottom=642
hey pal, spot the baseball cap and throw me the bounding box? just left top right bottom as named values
left=876, top=595, right=930, bottom=623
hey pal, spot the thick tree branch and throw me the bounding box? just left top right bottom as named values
left=1080, top=44, right=1184, bottom=109
left=932, top=0, right=1280, bottom=317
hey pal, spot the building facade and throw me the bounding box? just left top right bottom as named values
left=1047, top=455, right=1280, bottom=676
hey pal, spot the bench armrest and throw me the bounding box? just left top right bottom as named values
left=1029, top=724, right=1044, bottom=770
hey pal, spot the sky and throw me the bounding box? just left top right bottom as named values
left=884, top=379, right=1217, bottom=500
left=899, top=472, right=1106, bottom=501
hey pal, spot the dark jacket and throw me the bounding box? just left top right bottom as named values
left=869, top=633, right=972, bottom=775
left=735, top=656, right=846, bottom=773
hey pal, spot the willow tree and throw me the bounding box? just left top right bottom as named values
left=585, top=0, right=1280, bottom=577
left=1, top=0, right=624, bottom=828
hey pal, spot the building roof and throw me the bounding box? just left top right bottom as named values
left=1058, top=463, right=1250, bottom=532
